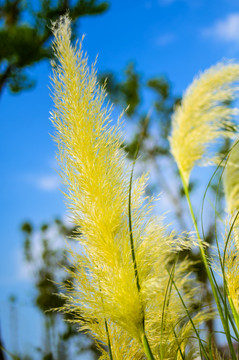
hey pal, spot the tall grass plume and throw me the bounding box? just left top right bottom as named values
left=170, top=63, right=239, bottom=185
left=50, top=15, right=209, bottom=359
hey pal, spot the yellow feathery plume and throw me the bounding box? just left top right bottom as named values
left=224, top=140, right=239, bottom=222
left=51, top=15, right=210, bottom=359
left=170, top=62, right=239, bottom=184
left=51, top=15, right=144, bottom=345
left=223, top=140, right=239, bottom=254
left=224, top=141, right=239, bottom=327
left=224, top=233, right=239, bottom=331
left=226, top=247, right=239, bottom=313
left=136, top=219, right=210, bottom=359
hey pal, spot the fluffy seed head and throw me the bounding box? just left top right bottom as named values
left=170, top=63, right=239, bottom=184
left=224, top=141, right=239, bottom=218
left=224, top=234, right=239, bottom=316
left=223, top=140, right=239, bottom=250
left=51, top=15, right=211, bottom=358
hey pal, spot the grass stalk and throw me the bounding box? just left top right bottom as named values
left=173, top=328, right=185, bottom=360
left=98, top=275, right=114, bottom=360
left=104, top=319, right=114, bottom=360
left=179, top=168, right=237, bottom=360
left=128, top=161, right=141, bottom=293
left=160, top=257, right=177, bottom=359
left=128, top=154, right=155, bottom=360
left=222, top=211, right=239, bottom=335
left=200, top=160, right=239, bottom=341
left=141, top=333, right=155, bottom=360
left=167, top=267, right=209, bottom=360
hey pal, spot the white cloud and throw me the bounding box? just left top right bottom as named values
left=155, top=33, right=175, bottom=46
left=203, top=13, right=239, bottom=44
left=23, top=173, right=61, bottom=191
left=36, top=175, right=61, bottom=191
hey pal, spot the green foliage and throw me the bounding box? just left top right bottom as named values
left=0, top=0, right=109, bottom=94
left=21, top=219, right=100, bottom=359
left=100, top=64, right=180, bottom=160
left=99, top=62, right=140, bottom=116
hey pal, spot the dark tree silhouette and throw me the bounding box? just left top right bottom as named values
left=0, top=0, right=109, bottom=95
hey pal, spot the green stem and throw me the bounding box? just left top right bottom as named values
left=160, top=258, right=177, bottom=360
left=128, top=154, right=155, bottom=360
left=98, top=274, right=114, bottom=360
left=128, top=156, right=141, bottom=293
left=142, top=333, right=155, bottom=360
left=179, top=169, right=237, bottom=360
left=228, top=296, right=239, bottom=332
left=173, top=328, right=185, bottom=360
left=167, top=268, right=209, bottom=360
left=104, top=319, right=113, bottom=360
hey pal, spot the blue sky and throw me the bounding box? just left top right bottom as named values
left=2, top=0, right=239, bottom=354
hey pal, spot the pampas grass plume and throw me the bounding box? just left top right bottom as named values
left=50, top=15, right=210, bottom=359
left=170, top=63, right=239, bottom=184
